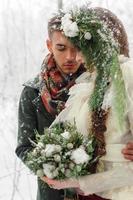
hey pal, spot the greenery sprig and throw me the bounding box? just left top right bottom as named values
left=61, top=8, right=126, bottom=129
left=69, top=9, right=118, bottom=110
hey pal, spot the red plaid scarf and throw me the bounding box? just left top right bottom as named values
left=40, top=54, right=86, bottom=115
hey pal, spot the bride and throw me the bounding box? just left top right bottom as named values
left=42, top=7, right=133, bottom=200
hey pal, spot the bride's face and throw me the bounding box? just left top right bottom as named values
left=76, top=51, right=85, bottom=64
left=76, top=51, right=95, bottom=73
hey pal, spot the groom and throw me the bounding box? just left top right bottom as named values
left=16, top=8, right=133, bottom=200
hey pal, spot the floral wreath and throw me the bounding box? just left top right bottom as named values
left=59, top=8, right=126, bottom=156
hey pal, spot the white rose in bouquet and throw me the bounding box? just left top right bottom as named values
left=61, top=131, right=70, bottom=139
left=71, top=147, right=90, bottom=164
left=45, top=144, right=61, bottom=157
left=43, top=164, right=56, bottom=179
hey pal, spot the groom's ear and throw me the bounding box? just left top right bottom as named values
left=46, top=39, right=53, bottom=53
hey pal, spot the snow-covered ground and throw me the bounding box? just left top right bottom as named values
left=0, top=0, right=133, bottom=199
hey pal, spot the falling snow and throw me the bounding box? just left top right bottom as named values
left=0, top=0, right=133, bottom=199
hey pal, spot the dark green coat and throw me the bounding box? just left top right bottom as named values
left=15, top=77, right=65, bottom=200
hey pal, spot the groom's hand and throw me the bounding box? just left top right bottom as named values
left=122, top=142, right=133, bottom=161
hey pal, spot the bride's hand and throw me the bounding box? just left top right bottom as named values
left=41, top=176, right=79, bottom=190
left=122, top=142, right=133, bottom=161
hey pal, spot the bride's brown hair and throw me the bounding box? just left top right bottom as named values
left=93, top=7, right=129, bottom=57
left=88, top=8, right=129, bottom=169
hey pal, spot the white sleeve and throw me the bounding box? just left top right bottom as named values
left=78, top=164, right=133, bottom=195
left=50, top=81, right=94, bottom=136
left=121, top=58, right=133, bottom=134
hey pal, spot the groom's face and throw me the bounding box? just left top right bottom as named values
left=46, top=31, right=84, bottom=74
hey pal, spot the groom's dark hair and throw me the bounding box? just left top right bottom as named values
left=48, top=12, right=63, bottom=39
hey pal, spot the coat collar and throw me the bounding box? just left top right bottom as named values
left=32, top=94, right=55, bottom=121
left=23, top=74, right=41, bottom=90
left=23, top=75, right=55, bottom=120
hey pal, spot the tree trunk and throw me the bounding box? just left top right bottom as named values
left=58, top=0, right=63, bottom=10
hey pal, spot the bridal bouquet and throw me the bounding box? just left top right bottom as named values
left=26, top=122, right=98, bottom=179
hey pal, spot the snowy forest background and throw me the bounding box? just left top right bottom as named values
left=0, top=0, right=133, bottom=199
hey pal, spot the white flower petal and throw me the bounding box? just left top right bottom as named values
left=71, top=147, right=89, bottom=164
left=43, top=164, right=55, bottom=179
left=61, top=131, right=70, bottom=139
left=61, top=13, right=79, bottom=37
left=45, top=144, right=57, bottom=157
left=84, top=32, right=92, bottom=40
